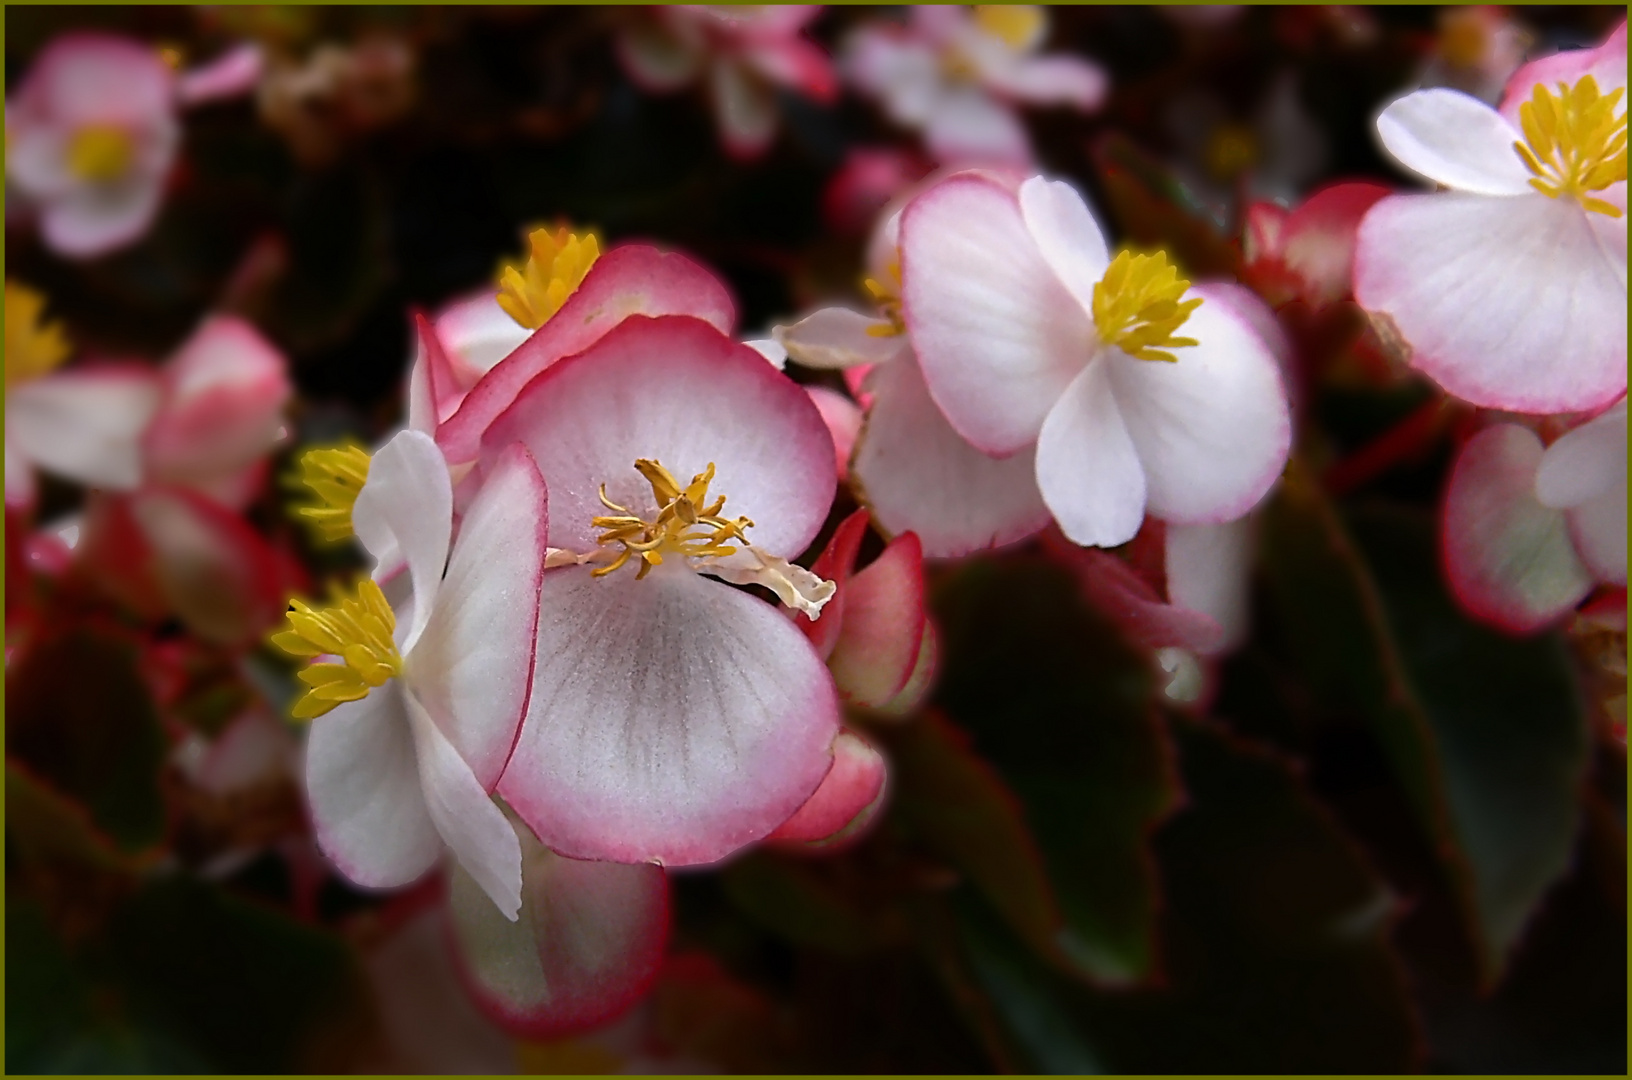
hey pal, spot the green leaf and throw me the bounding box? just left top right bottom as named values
left=929, top=553, right=1181, bottom=986
left=6, top=627, right=169, bottom=852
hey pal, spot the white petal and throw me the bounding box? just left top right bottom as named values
left=1535, top=401, right=1626, bottom=509
left=1105, top=284, right=1292, bottom=524
left=1164, top=516, right=1256, bottom=654
left=1035, top=361, right=1147, bottom=547
left=4, top=368, right=161, bottom=490
left=498, top=565, right=840, bottom=867
left=711, top=59, right=778, bottom=159
left=923, top=86, right=1034, bottom=165
left=353, top=429, right=453, bottom=653
left=434, top=291, right=531, bottom=385
left=1568, top=484, right=1627, bottom=585
left=743, top=337, right=788, bottom=368
left=985, top=54, right=1107, bottom=110
left=1374, top=88, right=1534, bottom=195
left=305, top=686, right=442, bottom=889
left=5, top=436, right=37, bottom=509
left=701, top=543, right=836, bottom=618
left=1017, top=176, right=1111, bottom=313
left=774, top=307, right=905, bottom=370
left=40, top=171, right=169, bottom=258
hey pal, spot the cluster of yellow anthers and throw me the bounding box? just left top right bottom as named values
left=271, top=578, right=401, bottom=720
left=293, top=444, right=371, bottom=542
left=1514, top=75, right=1628, bottom=218
left=1092, top=249, right=1203, bottom=364
left=5, top=281, right=71, bottom=387
left=66, top=124, right=133, bottom=184
left=862, top=259, right=907, bottom=338
left=592, top=458, right=754, bottom=581
left=974, top=4, right=1045, bottom=52
left=495, top=226, right=602, bottom=330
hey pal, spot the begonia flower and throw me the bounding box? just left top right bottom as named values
left=6, top=34, right=181, bottom=257
left=897, top=172, right=1292, bottom=549
left=765, top=728, right=888, bottom=851
left=844, top=5, right=1105, bottom=167
left=1243, top=180, right=1392, bottom=309
left=271, top=429, right=548, bottom=918
left=615, top=5, right=837, bottom=160
left=476, top=314, right=842, bottom=866
left=1354, top=20, right=1627, bottom=414
left=4, top=281, right=161, bottom=509
left=1443, top=401, right=1626, bottom=633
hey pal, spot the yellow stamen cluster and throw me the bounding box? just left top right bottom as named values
left=591, top=459, right=754, bottom=580
left=1513, top=75, right=1627, bottom=218
left=271, top=578, right=402, bottom=720
left=66, top=124, right=134, bottom=183
left=1092, top=250, right=1203, bottom=364
left=861, top=258, right=906, bottom=338
left=5, top=281, right=71, bottom=388
left=293, top=444, right=371, bottom=542
left=974, top=5, right=1045, bottom=52
left=495, top=226, right=601, bottom=330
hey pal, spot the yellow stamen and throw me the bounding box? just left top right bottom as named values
left=5, top=281, right=72, bottom=387
left=1091, top=250, right=1204, bottom=364
left=861, top=258, right=906, bottom=338
left=156, top=43, right=186, bottom=70
left=495, top=226, right=601, bottom=330
left=1438, top=8, right=1490, bottom=70
left=974, top=5, right=1046, bottom=52
left=591, top=458, right=754, bottom=581
left=66, top=124, right=134, bottom=183
left=270, top=577, right=402, bottom=720
left=1513, top=75, right=1627, bottom=218
left=293, top=444, right=371, bottom=542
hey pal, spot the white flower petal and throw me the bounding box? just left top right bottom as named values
left=5, top=367, right=161, bottom=490
left=1035, top=361, right=1147, bottom=548
left=1017, top=175, right=1111, bottom=314
left=1164, top=516, right=1256, bottom=654
left=353, top=429, right=453, bottom=653
left=1375, top=88, right=1534, bottom=195
left=1535, top=401, right=1626, bottom=509
left=774, top=307, right=906, bottom=370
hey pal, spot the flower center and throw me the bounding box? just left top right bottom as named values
left=495, top=226, right=601, bottom=330
left=591, top=458, right=754, bottom=580
left=1092, top=250, right=1204, bottom=363
left=973, top=5, right=1045, bottom=52
left=271, top=578, right=402, bottom=719
left=66, top=124, right=134, bottom=183
left=1512, top=75, right=1627, bottom=218
left=861, top=257, right=906, bottom=337
left=1204, top=123, right=1258, bottom=182
left=5, top=281, right=71, bottom=388
left=293, top=444, right=371, bottom=542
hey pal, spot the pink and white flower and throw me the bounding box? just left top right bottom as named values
left=897, top=171, right=1292, bottom=548
left=6, top=34, right=181, bottom=257
left=477, top=314, right=842, bottom=867
left=1243, top=180, right=1392, bottom=309
left=1353, top=20, right=1627, bottom=415
left=615, top=5, right=837, bottom=160
left=844, top=5, right=1106, bottom=168
left=1443, top=400, right=1626, bottom=633
left=273, top=429, right=549, bottom=918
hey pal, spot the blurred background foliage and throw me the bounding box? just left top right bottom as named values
left=5, top=4, right=1625, bottom=1073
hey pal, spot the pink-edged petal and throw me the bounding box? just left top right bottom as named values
left=5, top=127, right=77, bottom=198
left=175, top=43, right=264, bottom=106
left=616, top=20, right=705, bottom=92
left=1105, top=284, right=1292, bottom=525
left=448, top=814, right=669, bottom=1038
left=985, top=54, right=1108, bottom=110
left=478, top=314, right=834, bottom=560
left=498, top=564, right=840, bottom=866
left=306, top=686, right=442, bottom=889
left=1164, top=516, right=1255, bottom=654
left=828, top=532, right=930, bottom=709
left=1355, top=192, right=1627, bottom=414
left=1036, top=362, right=1147, bottom=548
left=1374, top=89, right=1534, bottom=195
left=353, top=429, right=453, bottom=651
left=1017, top=175, right=1110, bottom=313
left=143, top=315, right=291, bottom=493
left=923, top=87, right=1034, bottom=166
left=1442, top=424, right=1594, bottom=632
left=901, top=171, right=1086, bottom=454
left=741, top=37, right=837, bottom=101
left=774, top=306, right=905, bottom=370
left=1047, top=530, right=1224, bottom=652
left=805, top=385, right=863, bottom=481
left=404, top=694, right=522, bottom=920
left=851, top=350, right=1050, bottom=558
left=433, top=292, right=529, bottom=389
left=1535, top=400, right=1626, bottom=509
left=12, top=34, right=175, bottom=126
left=4, top=365, right=162, bottom=489
left=711, top=58, right=779, bottom=159
left=406, top=442, right=547, bottom=789
left=766, top=728, right=887, bottom=845
left=845, top=28, right=943, bottom=126
left=1498, top=21, right=1627, bottom=126
left=800, top=508, right=870, bottom=660
left=1269, top=180, right=1392, bottom=306
left=40, top=170, right=170, bottom=258
left=407, top=311, right=467, bottom=436
left=438, top=245, right=737, bottom=464
left=1568, top=484, right=1627, bottom=585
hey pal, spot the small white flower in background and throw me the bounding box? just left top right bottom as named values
left=1354, top=20, right=1627, bottom=416
left=272, top=429, right=548, bottom=919
left=1419, top=5, right=1531, bottom=105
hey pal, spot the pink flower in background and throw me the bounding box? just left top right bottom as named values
left=1443, top=400, right=1626, bottom=633
left=899, top=172, right=1291, bottom=548
left=616, top=5, right=837, bottom=159
left=1242, top=180, right=1391, bottom=309
left=844, top=5, right=1106, bottom=167
left=478, top=314, right=842, bottom=867
left=1354, top=20, right=1627, bottom=415
left=822, top=146, right=933, bottom=235
left=6, top=34, right=181, bottom=257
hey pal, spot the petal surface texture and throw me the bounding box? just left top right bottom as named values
left=352, top=429, right=453, bottom=652
left=498, top=564, right=840, bottom=866
left=1374, top=89, right=1534, bottom=195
